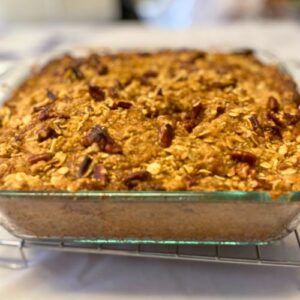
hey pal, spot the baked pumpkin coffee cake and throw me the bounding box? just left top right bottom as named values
left=0, top=49, right=299, bottom=193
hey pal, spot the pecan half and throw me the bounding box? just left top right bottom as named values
left=78, top=156, right=92, bottom=177
left=88, top=85, right=105, bottom=101
left=267, top=96, right=280, bottom=112
left=158, top=123, right=174, bottom=148
left=231, top=151, right=257, bottom=166
left=82, top=125, right=122, bottom=154
left=28, top=153, right=53, bottom=164
left=93, top=164, right=109, bottom=185
left=123, top=171, right=152, bottom=188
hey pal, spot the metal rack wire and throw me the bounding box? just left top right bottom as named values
left=1, top=227, right=300, bottom=270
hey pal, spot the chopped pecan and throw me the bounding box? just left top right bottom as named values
left=110, top=101, right=132, bottom=110
left=183, top=101, right=205, bottom=132
left=190, top=101, right=204, bottom=119
left=103, top=142, right=123, bottom=154
left=124, top=76, right=133, bottom=87
left=69, top=65, right=85, bottom=80
left=158, top=123, right=174, bottom=148
left=46, top=89, right=57, bottom=101
left=139, top=70, right=157, bottom=85
left=123, top=171, right=152, bottom=188
left=28, top=153, right=53, bottom=164
left=143, top=70, right=158, bottom=78
left=86, top=53, right=109, bottom=75
left=284, top=113, right=300, bottom=125
left=231, top=151, right=257, bottom=166
left=88, top=85, right=105, bottom=101
left=267, top=111, right=285, bottom=127
left=38, top=105, right=52, bottom=121
left=255, top=179, right=272, bottom=190
left=37, top=126, right=58, bottom=142
left=216, top=106, right=225, bottom=118
left=97, top=65, right=108, bottom=75
left=93, top=164, right=109, bottom=185
left=209, top=79, right=237, bottom=89
left=267, top=96, right=280, bottom=112
left=249, top=115, right=261, bottom=131
left=82, top=125, right=122, bottom=154
left=184, top=51, right=206, bottom=64
left=78, top=156, right=92, bottom=177
left=156, top=87, right=163, bottom=96
left=264, top=125, right=282, bottom=139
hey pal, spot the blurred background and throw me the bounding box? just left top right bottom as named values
left=0, top=0, right=299, bottom=24
left=0, top=0, right=300, bottom=68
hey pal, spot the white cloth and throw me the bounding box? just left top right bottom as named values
left=1, top=226, right=300, bottom=300
left=0, top=21, right=300, bottom=300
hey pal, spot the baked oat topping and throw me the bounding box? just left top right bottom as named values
left=0, top=49, right=299, bottom=195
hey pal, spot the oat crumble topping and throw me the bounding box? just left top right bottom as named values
left=0, top=49, right=299, bottom=195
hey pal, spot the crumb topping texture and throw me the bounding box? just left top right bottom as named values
left=0, top=49, right=299, bottom=194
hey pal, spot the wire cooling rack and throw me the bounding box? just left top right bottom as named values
left=1, top=227, right=300, bottom=270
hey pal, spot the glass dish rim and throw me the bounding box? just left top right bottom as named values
left=0, top=190, right=299, bottom=203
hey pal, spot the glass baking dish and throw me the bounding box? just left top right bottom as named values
left=0, top=191, right=300, bottom=245
left=0, top=48, right=300, bottom=245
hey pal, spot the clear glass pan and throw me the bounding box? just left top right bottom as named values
left=1, top=191, right=300, bottom=245
left=0, top=48, right=300, bottom=245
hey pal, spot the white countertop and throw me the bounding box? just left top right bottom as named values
left=0, top=21, right=300, bottom=299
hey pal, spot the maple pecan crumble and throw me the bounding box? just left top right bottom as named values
left=0, top=49, right=299, bottom=194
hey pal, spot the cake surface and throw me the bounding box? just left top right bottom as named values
left=0, top=49, right=299, bottom=194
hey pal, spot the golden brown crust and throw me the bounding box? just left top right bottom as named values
left=0, top=49, right=299, bottom=193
